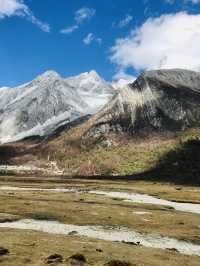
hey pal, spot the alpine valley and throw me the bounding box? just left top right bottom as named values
left=0, top=68, right=199, bottom=185
left=0, top=68, right=200, bottom=266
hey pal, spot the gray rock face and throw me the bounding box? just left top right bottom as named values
left=0, top=71, right=114, bottom=143
left=86, top=69, right=200, bottom=137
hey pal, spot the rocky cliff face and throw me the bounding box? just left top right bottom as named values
left=86, top=69, right=200, bottom=137
left=0, top=70, right=114, bottom=143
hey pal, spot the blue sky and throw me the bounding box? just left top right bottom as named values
left=1, top=0, right=200, bottom=87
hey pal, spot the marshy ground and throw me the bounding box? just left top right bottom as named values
left=0, top=176, right=199, bottom=266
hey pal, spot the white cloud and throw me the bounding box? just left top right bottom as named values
left=0, top=0, right=26, bottom=18
left=110, top=12, right=200, bottom=75
left=165, top=0, right=200, bottom=4
left=96, top=37, right=102, bottom=45
left=0, top=0, right=50, bottom=32
left=60, top=7, right=95, bottom=34
left=83, top=33, right=102, bottom=45
left=117, top=14, right=133, bottom=28
left=184, top=0, right=200, bottom=3
left=83, top=33, right=94, bottom=45
left=26, top=13, right=50, bottom=32
left=75, top=7, right=95, bottom=24
left=60, top=25, right=78, bottom=34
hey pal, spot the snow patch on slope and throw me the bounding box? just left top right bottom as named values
left=66, top=70, right=114, bottom=113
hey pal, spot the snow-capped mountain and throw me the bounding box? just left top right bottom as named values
left=0, top=70, right=114, bottom=143
left=111, top=78, right=136, bottom=90
left=66, top=70, right=114, bottom=113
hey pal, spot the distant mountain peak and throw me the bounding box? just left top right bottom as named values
left=35, top=70, right=61, bottom=82
left=0, top=69, right=114, bottom=143
left=88, top=70, right=101, bottom=78
left=70, top=70, right=101, bottom=81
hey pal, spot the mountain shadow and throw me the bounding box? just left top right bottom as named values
left=67, top=138, right=200, bottom=186
left=144, top=139, right=200, bottom=185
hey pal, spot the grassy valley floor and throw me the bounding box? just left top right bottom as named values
left=0, top=176, right=199, bottom=266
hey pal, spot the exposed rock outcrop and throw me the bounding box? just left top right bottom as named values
left=86, top=69, right=200, bottom=137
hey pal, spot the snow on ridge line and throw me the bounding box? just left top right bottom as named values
left=0, top=219, right=200, bottom=256
left=0, top=70, right=115, bottom=143
left=0, top=110, right=82, bottom=144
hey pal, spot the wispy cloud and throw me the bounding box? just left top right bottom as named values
left=118, top=14, right=133, bottom=28
left=75, top=7, right=95, bottom=24
left=113, top=14, right=133, bottom=28
left=83, top=33, right=94, bottom=45
left=60, top=7, right=95, bottom=34
left=60, top=25, right=78, bottom=34
left=83, top=33, right=102, bottom=45
left=0, top=0, right=50, bottom=32
left=165, top=0, right=200, bottom=4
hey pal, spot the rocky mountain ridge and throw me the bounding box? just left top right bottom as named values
left=0, top=68, right=200, bottom=144
left=0, top=70, right=114, bottom=143
left=85, top=69, right=200, bottom=138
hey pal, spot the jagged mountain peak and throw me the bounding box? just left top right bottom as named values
left=65, top=70, right=115, bottom=113
left=0, top=70, right=114, bottom=143
left=67, top=70, right=103, bottom=83
left=34, top=70, right=61, bottom=83
left=86, top=70, right=102, bottom=80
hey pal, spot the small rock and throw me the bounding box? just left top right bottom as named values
left=0, top=247, right=9, bottom=256
left=69, top=253, right=86, bottom=264
left=122, top=241, right=140, bottom=246
left=104, top=260, right=135, bottom=266
left=45, top=254, right=63, bottom=264
left=167, top=248, right=179, bottom=253
left=122, top=241, right=137, bottom=246
left=96, top=248, right=103, bottom=252
left=166, top=206, right=175, bottom=210
left=101, top=139, right=113, bottom=148
left=68, top=231, right=78, bottom=236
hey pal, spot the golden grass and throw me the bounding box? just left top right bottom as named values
left=0, top=178, right=200, bottom=265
